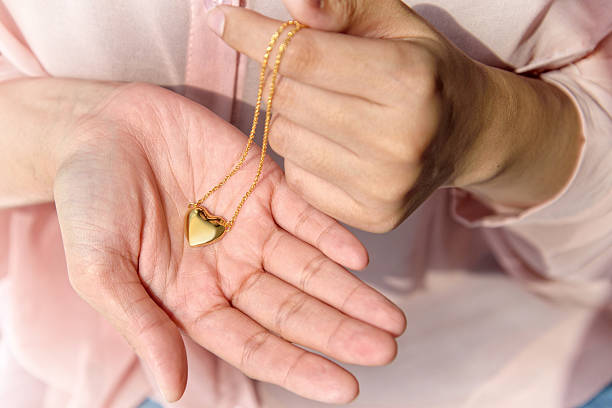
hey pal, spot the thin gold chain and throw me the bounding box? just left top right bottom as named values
left=189, top=20, right=305, bottom=231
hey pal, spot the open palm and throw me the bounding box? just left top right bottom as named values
left=53, top=83, right=405, bottom=404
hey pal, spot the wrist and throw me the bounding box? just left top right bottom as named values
left=42, top=79, right=124, bottom=172
left=0, top=78, right=121, bottom=207
left=452, top=64, right=583, bottom=210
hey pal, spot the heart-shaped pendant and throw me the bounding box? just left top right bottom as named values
left=185, top=206, right=227, bottom=247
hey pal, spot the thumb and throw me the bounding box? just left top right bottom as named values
left=282, top=0, right=433, bottom=38
left=67, top=260, right=189, bottom=402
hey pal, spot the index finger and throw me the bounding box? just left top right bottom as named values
left=208, top=5, right=400, bottom=104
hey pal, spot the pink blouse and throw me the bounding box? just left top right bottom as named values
left=0, top=1, right=611, bottom=407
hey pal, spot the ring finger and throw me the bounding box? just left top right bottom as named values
left=230, top=268, right=397, bottom=366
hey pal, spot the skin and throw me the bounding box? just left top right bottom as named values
left=211, top=0, right=583, bottom=233
left=0, top=0, right=584, bottom=404
left=0, top=78, right=407, bottom=403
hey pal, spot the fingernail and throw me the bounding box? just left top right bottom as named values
left=160, top=387, right=174, bottom=403
left=207, top=7, right=226, bottom=37
left=204, top=0, right=231, bottom=12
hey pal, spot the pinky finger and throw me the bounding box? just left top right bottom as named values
left=186, top=306, right=359, bottom=404
left=281, top=160, right=386, bottom=234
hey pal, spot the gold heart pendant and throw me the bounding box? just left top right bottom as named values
left=185, top=207, right=227, bottom=247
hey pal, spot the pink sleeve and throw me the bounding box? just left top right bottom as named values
left=452, top=24, right=612, bottom=281
left=0, top=53, right=22, bottom=81
left=0, top=2, right=46, bottom=78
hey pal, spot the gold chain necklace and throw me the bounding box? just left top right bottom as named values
left=185, top=20, right=305, bottom=247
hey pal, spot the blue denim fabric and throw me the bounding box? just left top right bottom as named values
left=580, top=383, right=612, bottom=408
left=137, top=399, right=163, bottom=408
left=135, top=384, right=612, bottom=408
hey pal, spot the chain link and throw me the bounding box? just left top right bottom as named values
left=190, top=20, right=305, bottom=231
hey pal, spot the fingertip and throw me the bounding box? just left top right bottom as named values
left=346, top=239, right=369, bottom=271
left=154, top=361, right=188, bottom=403
left=374, top=298, right=407, bottom=337
left=335, top=321, right=398, bottom=367
left=206, top=6, right=227, bottom=37
left=152, top=354, right=188, bottom=403
left=343, top=284, right=406, bottom=337
left=376, top=332, right=399, bottom=366
left=307, top=0, right=325, bottom=9
left=287, top=354, right=359, bottom=404
left=332, top=374, right=360, bottom=405
left=337, top=244, right=369, bottom=272
left=321, top=368, right=360, bottom=404
left=339, top=228, right=369, bottom=271
left=363, top=330, right=398, bottom=366
left=391, top=309, right=408, bottom=337
left=143, top=325, right=188, bottom=403
left=160, top=385, right=185, bottom=404
left=283, top=0, right=348, bottom=32
left=320, top=225, right=369, bottom=271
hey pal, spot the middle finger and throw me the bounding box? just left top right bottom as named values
left=261, top=226, right=407, bottom=336
left=269, top=75, right=384, bottom=150
left=269, top=115, right=360, bottom=188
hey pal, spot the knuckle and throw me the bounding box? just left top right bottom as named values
left=356, top=204, right=405, bottom=234
left=340, top=283, right=362, bottom=311
left=231, top=270, right=267, bottom=308
left=285, top=165, right=306, bottom=196
left=293, top=206, right=311, bottom=239
left=68, top=263, right=112, bottom=298
left=281, top=350, right=309, bottom=388
left=263, top=67, right=274, bottom=91
left=371, top=186, right=405, bottom=206
left=326, top=318, right=348, bottom=352
left=274, top=292, right=309, bottom=337
left=272, top=74, right=290, bottom=110
left=241, top=331, right=272, bottom=371
left=299, top=254, right=329, bottom=292
left=268, top=115, right=289, bottom=156
left=327, top=0, right=359, bottom=29
left=284, top=34, right=318, bottom=77
left=67, top=269, right=88, bottom=295
left=378, top=218, right=403, bottom=233
left=414, top=70, right=442, bottom=99
left=387, top=42, right=411, bottom=78
left=315, top=221, right=336, bottom=250
left=360, top=172, right=411, bottom=207
left=133, top=305, right=168, bottom=339
left=191, top=303, right=226, bottom=331
left=370, top=213, right=405, bottom=234
left=391, top=42, right=442, bottom=100
left=262, top=229, right=285, bottom=268
left=383, top=44, right=416, bottom=96
left=408, top=48, right=442, bottom=98
left=377, top=134, right=417, bottom=163
left=266, top=72, right=290, bottom=111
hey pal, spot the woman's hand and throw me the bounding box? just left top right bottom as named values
left=210, top=0, right=583, bottom=232
left=29, top=81, right=406, bottom=403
